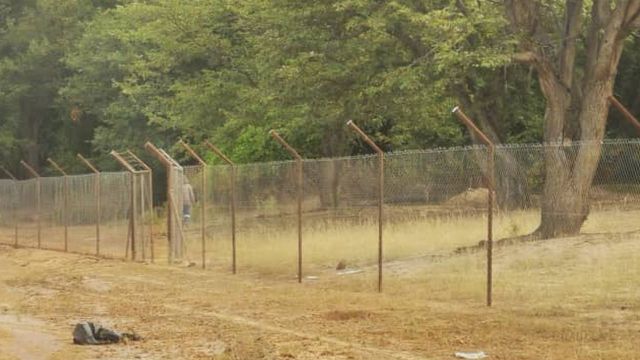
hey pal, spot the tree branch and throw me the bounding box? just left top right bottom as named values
left=623, top=0, right=640, bottom=25
left=512, top=51, right=537, bottom=64
left=505, top=0, right=538, bottom=34
left=622, top=0, right=640, bottom=33
left=455, top=0, right=469, bottom=17
left=558, top=0, right=583, bottom=89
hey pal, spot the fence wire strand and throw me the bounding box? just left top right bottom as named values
left=1, top=140, right=639, bottom=294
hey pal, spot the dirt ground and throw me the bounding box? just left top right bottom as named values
left=0, top=232, right=639, bottom=360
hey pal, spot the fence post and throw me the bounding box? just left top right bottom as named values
left=609, top=96, right=640, bottom=133
left=127, top=150, right=154, bottom=263
left=178, top=140, right=208, bottom=269
left=145, top=142, right=185, bottom=264
left=145, top=142, right=173, bottom=263
left=346, top=121, right=384, bottom=293
left=0, top=166, right=16, bottom=180
left=204, top=141, right=237, bottom=274
left=110, top=151, right=138, bottom=260
left=77, top=154, right=101, bottom=256
left=47, top=158, right=69, bottom=252
left=452, top=106, right=495, bottom=307
left=20, top=161, right=41, bottom=249
left=269, top=131, right=304, bottom=283
left=2, top=166, right=19, bottom=248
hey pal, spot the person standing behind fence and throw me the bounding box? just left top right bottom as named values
left=182, top=179, right=195, bottom=225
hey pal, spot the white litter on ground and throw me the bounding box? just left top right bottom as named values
left=337, top=269, right=363, bottom=276
left=454, top=351, right=487, bottom=359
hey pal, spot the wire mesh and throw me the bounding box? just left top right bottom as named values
left=297, top=155, right=381, bottom=285
left=0, top=179, right=16, bottom=245
left=0, top=139, right=638, bottom=300
left=232, top=160, right=299, bottom=277
left=493, top=140, right=640, bottom=239
left=14, top=178, right=39, bottom=248
left=492, top=139, right=640, bottom=305
left=97, top=172, right=133, bottom=258
left=67, top=174, right=99, bottom=255
left=182, top=165, right=206, bottom=266
left=167, top=165, right=185, bottom=262
left=0, top=170, right=142, bottom=260
left=204, top=164, right=234, bottom=271
left=194, top=139, right=640, bottom=294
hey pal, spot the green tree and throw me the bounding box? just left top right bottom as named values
left=505, top=0, right=640, bottom=238
left=0, top=0, right=102, bottom=175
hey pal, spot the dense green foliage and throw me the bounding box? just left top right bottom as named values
left=0, top=0, right=638, bottom=176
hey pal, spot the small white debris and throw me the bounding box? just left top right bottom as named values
left=455, top=351, right=487, bottom=359
left=337, top=269, right=363, bottom=276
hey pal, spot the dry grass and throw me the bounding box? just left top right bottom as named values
left=178, top=206, right=640, bottom=277
left=0, top=207, right=638, bottom=359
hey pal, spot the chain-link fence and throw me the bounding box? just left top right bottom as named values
left=2, top=139, right=638, bottom=300
left=0, top=171, right=152, bottom=260
left=170, top=139, right=640, bottom=288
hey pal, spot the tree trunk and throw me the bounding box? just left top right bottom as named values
left=505, top=0, right=639, bottom=239
left=535, top=22, right=625, bottom=239
left=538, top=167, right=588, bottom=238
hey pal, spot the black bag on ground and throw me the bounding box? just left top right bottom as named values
left=73, top=321, right=140, bottom=345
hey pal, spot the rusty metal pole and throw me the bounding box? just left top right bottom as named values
left=77, top=154, right=101, bottom=256
left=0, top=166, right=16, bottom=180
left=111, top=151, right=138, bottom=261
left=131, top=172, right=137, bottom=260
left=269, top=130, right=304, bottom=283
left=146, top=170, right=154, bottom=262
left=126, top=151, right=154, bottom=262
left=47, top=158, right=69, bottom=252
left=452, top=106, right=495, bottom=307
left=1, top=166, right=18, bottom=248
left=178, top=140, right=208, bottom=269
left=127, top=152, right=146, bottom=261
left=20, top=161, right=41, bottom=248
left=346, top=121, right=385, bottom=293
left=609, top=96, right=640, bottom=134
left=204, top=141, right=237, bottom=274
left=2, top=166, right=19, bottom=248
left=127, top=150, right=153, bottom=262
left=13, top=178, right=18, bottom=248
left=144, top=142, right=175, bottom=264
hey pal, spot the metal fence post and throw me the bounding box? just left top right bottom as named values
left=346, top=121, right=385, bottom=293
left=269, top=130, right=304, bottom=283
left=13, top=179, right=18, bottom=248
left=2, top=166, right=19, bottom=248
left=452, top=106, right=496, bottom=307
left=127, top=150, right=154, bottom=262
left=178, top=140, right=208, bottom=269
left=204, top=141, right=237, bottom=274
left=145, top=142, right=173, bottom=263
left=77, top=154, right=101, bottom=256
left=609, top=96, right=640, bottom=133
left=20, top=161, right=41, bottom=249
left=131, top=172, right=137, bottom=260
left=111, top=151, right=138, bottom=260
left=47, top=158, right=69, bottom=252
left=145, top=142, right=185, bottom=264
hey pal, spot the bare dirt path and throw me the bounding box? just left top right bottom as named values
left=0, top=314, right=60, bottom=360
left=0, top=238, right=638, bottom=359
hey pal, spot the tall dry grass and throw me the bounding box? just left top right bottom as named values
left=179, top=206, right=640, bottom=278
